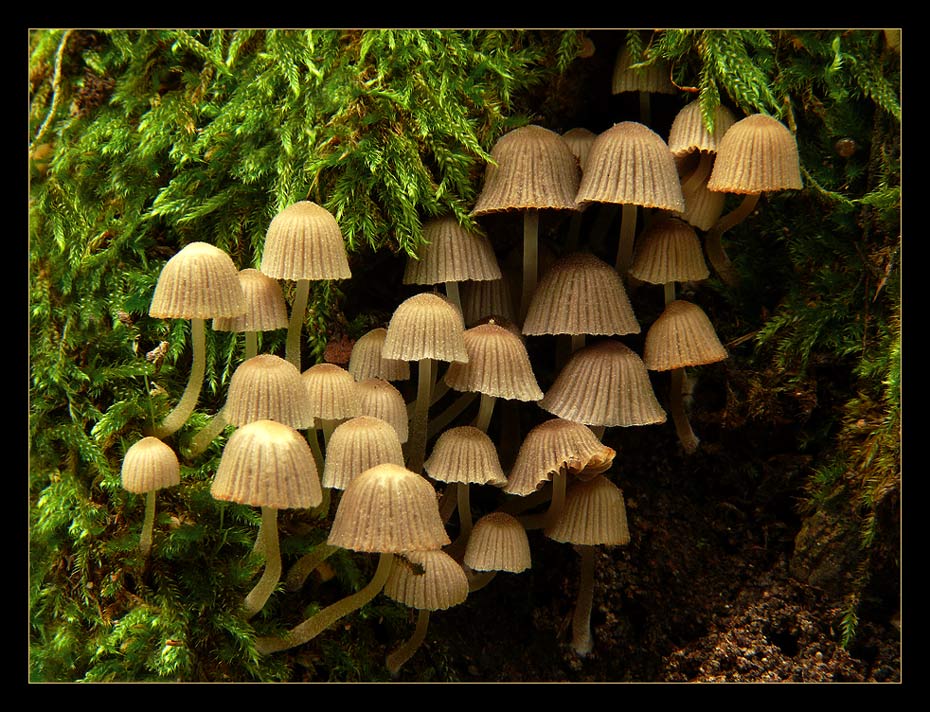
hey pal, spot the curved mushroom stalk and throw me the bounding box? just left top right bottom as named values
left=284, top=542, right=340, bottom=592
left=138, top=490, right=158, bottom=557
left=669, top=368, right=700, bottom=454
left=704, top=193, right=760, bottom=286
left=571, top=544, right=596, bottom=656
left=152, top=318, right=206, bottom=439
left=386, top=608, right=431, bottom=678
left=284, top=278, right=311, bottom=371
left=242, top=506, right=282, bottom=619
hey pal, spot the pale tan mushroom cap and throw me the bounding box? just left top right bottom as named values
left=356, top=378, right=409, bottom=443
left=545, top=474, right=631, bottom=546
left=523, top=252, right=641, bottom=337
left=327, top=462, right=451, bottom=553
left=149, top=242, right=246, bottom=320
left=210, top=419, right=322, bottom=510
left=611, top=43, right=676, bottom=95
left=461, top=277, right=517, bottom=326
left=322, top=416, right=405, bottom=490
left=463, top=511, right=532, bottom=573
left=347, top=328, right=410, bottom=382
left=404, top=217, right=502, bottom=285
left=301, top=363, right=361, bottom=421
left=121, top=436, right=181, bottom=493
left=576, top=122, right=685, bottom=211
left=706, top=114, right=803, bottom=195
left=213, top=268, right=289, bottom=333
left=260, top=201, right=352, bottom=281
left=539, top=339, right=667, bottom=427
left=225, top=354, right=315, bottom=429
left=424, top=426, right=507, bottom=486
left=561, top=127, right=597, bottom=174
left=676, top=171, right=727, bottom=231
left=505, top=418, right=614, bottom=496
left=643, top=300, right=728, bottom=371
left=384, top=549, right=469, bottom=611
left=629, top=218, right=709, bottom=285
left=471, top=125, right=580, bottom=215
left=444, top=322, right=542, bottom=401
left=668, top=101, right=737, bottom=156
left=382, top=292, right=468, bottom=364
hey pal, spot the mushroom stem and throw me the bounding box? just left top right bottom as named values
left=680, top=152, right=714, bottom=196
left=255, top=552, right=395, bottom=655
left=407, top=358, right=433, bottom=473
left=571, top=544, right=596, bottom=656
left=153, top=317, right=206, bottom=439
left=284, top=542, right=340, bottom=591
left=616, top=204, right=638, bottom=276
left=285, top=278, right=311, bottom=371
left=518, top=469, right=567, bottom=531
left=306, top=428, right=325, bottom=479
left=704, top=192, right=760, bottom=286
left=138, top=489, right=157, bottom=557
left=444, top=280, right=462, bottom=314
left=473, top=393, right=497, bottom=434
left=467, top=569, right=498, bottom=592
left=386, top=608, right=431, bottom=678
left=187, top=406, right=229, bottom=458
left=428, top=391, right=478, bottom=438
left=243, top=506, right=281, bottom=619
left=520, top=209, right=540, bottom=322
left=244, top=331, right=259, bottom=360
left=669, top=367, right=700, bottom=454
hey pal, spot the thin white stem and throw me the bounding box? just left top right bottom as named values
left=138, top=489, right=157, bottom=557
left=520, top=209, right=540, bottom=323
left=406, top=358, right=433, bottom=473
left=386, top=608, right=431, bottom=677
left=285, top=279, right=311, bottom=371
left=243, top=507, right=281, bottom=619
left=571, top=544, right=596, bottom=656
left=153, top=317, right=206, bottom=439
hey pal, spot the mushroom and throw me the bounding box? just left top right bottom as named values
left=148, top=241, right=245, bottom=439
left=611, top=31, right=676, bottom=125
left=347, top=327, right=410, bottom=383
left=462, top=511, right=532, bottom=592
left=120, top=436, right=181, bottom=557
left=561, top=128, right=598, bottom=250
left=460, top=274, right=517, bottom=327
left=356, top=377, right=410, bottom=444
left=628, top=216, right=709, bottom=304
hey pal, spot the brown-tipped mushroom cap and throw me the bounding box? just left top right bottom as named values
left=301, top=363, right=361, bottom=421
left=213, top=268, right=288, bottom=333
left=628, top=217, right=709, bottom=285
left=539, top=339, right=667, bottom=427
left=706, top=114, right=803, bottom=195
left=225, top=354, right=315, bottom=429
left=611, top=41, right=676, bottom=95
left=544, top=474, right=630, bottom=546
left=423, top=425, right=507, bottom=487
left=384, top=549, right=469, bottom=611
left=575, top=122, right=685, bottom=212
left=259, top=201, right=352, bottom=281
left=327, top=462, right=451, bottom=553
left=322, top=416, right=405, bottom=491
left=210, top=419, right=322, bottom=510
left=382, top=292, right=468, bottom=364
left=460, top=276, right=517, bottom=326
left=643, top=300, right=728, bottom=371
left=149, top=242, right=245, bottom=320
left=347, top=328, right=410, bottom=382
left=463, top=511, right=531, bottom=573
left=523, top=252, right=640, bottom=337
left=121, top=436, right=180, bottom=493
left=471, top=125, right=580, bottom=215
left=356, top=378, right=409, bottom=443
left=403, top=217, right=502, bottom=285
left=667, top=101, right=737, bottom=157
left=444, top=322, right=542, bottom=401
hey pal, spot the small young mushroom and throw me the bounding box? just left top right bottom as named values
left=462, top=511, right=532, bottom=592
left=356, top=377, right=410, bottom=444
left=347, top=327, right=410, bottom=383
left=120, top=436, right=181, bottom=557
left=628, top=216, right=709, bottom=305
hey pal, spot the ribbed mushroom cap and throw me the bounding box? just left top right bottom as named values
left=403, top=217, right=502, bottom=285
left=213, top=268, right=288, bottom=333
left=677, top=171, right=727, bottom=231
left=347, top=328, right=410, bottom=382
left=643, top=300, right=728, bottom=371
left=544, top=475, right=631, bottom=546
left=611, top=42, right=676, bottom=95
left=629, top=217, right=709, bottom=285
left=423, top=426, right=507, bottom=487
left=327, top=462, right=451, bottom=553
left=149, top=242, right=246, bottom=320
left=121, top=436, right=181, bottom=493
left=706, top=114, right=803, bottom=195
left=259, top=201, right=352, bottom=281
left=461, top=277, right=517, bottom=326
left=444, top=322, right=543, bottom=401
left=384, top=549, right=469, bottom=611
left=322, top=416, right=405, bottom=491
left=539, top=339, right=667, bottom=427
left=471, top=125, right=580, bottom=215
left=382, top=292, right=468, bottom=364
left=523, top=252, right=640, bottom=337
left=561, top=127, right=597, bottom=174
left=356, top=378, right=409, bottom=443
left=668, top=101, right=737, bottom=157
left=505, top=418, right=614, bottom=496
left=576, top=122, right=685, bottom=212
left=301, top=363, right=361, bottom=421
left=210, top=419, right=322, bottom=510
left=225, top=354, right=315, bottom=429
left=463, top=511, right=531, bottom=573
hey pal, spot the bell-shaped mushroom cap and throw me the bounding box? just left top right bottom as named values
left=210, top=419, right=322, bottom=510
left=259, top=201, right=352, bottom=281
left=444, top=322, right=543, bottom=402
left=461, top=276, right=517, bottom=326
left=322, top=416, right=405, bottom=491
left=706, top=114, right=803, bottom=195
left=384, top=549, right=469, bottom=611
left=539, top=339, right=667, bottom=427
left=423, top=425, right=507, bottom=487
left=212, top=268, right=288, bottom=333
left=327, top=462, right=451, bottom=553
left=463, top=511, right=531, bottom=573
left=356, top=378, right=409, bottom=443
left=149, top=242, right=246, bottom=320
left=121, top=436, right=181, bottom=493
left=301, top=363, right=360, bottom=421
left=611, top=41, right=676, bottom=95
left=471, top=125, right=581, bottom=215
left=628, top=217, right=709, bottom=285
left=643, top=299, right=728, bottom=371
left=544, top=475, right=631, bottom=546
left=523, top=252, right=641, bottom=337
left=347, top=328, right=410, bottom=382
left=562, top=127, right=597, bottom=174
left=667, top=101, right=737, bottom=157
left=505, top=418, right=614, bottom=496
left=403, top=217, right=502, bottom=286
left=576, top=122, right=685, bottom=212
left=382, top=292, right=468, bottom=364
left=225, top=354, right=315, bottom=429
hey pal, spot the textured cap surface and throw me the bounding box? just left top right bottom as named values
left=676, top=168, right=727, bottom=231
left=260, top=201, right=352, bottom=281
left=643, top=300, right=728, bottom=371
left=149, top=242, right=245, bottom=320
left=424, top=426, right=507, bottom=486
left=561, top=127, right=597, bottom=175
left=382, top=292, right=468, bottom=364
left=463, top=511, right=532, bottom=573
left=225, top=354, right=315, bottom=429
left=302, top=363, right=361, bottom=421
left=347, top=328, right=410, bottom=382
left=668, top=101, right=737, bottom=156
left=213, top=268, right=288, bottom=333
left=629, top=217, right=709, bottom=285
left=356, top=378, right=409, bottom=443
left=444, top=322, right=543, bottom=401
left=611, top=42, right=675, bottom=95
left=404, top=217, right=502, bottom=285
left=121, top=436, right=181, bottom=493
left=461, top=277, right=517, bottom=326
left=706, top=114, right=803, bottom=194
left=322, top=416, right=405, bottom=490
left=384, top=549, right=469, bottom=611
left=545, top=475, right=631, bottom=546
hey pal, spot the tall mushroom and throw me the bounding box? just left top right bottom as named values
left=120, top=436, right=181, bottom=557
